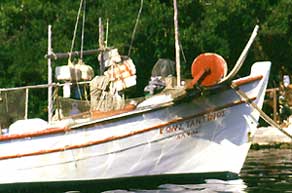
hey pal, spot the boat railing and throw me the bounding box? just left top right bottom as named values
left=0, top=81, right=91, bottom=129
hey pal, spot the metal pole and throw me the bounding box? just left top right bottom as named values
left=48, top=25, right=53, bottom=123
left=45, top=49, right=99, bottom=60
left=173, top=0, right=181, bottom=87
left=0, top=81, right=90, bottom=92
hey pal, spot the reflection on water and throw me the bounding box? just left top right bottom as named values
left=3, top=149, right=292, bottom=193
left=241, top=149, right=292, bottom=193
left=101, top=179, right=246, bottom=193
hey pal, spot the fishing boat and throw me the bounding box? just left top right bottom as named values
left=0, top=0, right=271, bottom=187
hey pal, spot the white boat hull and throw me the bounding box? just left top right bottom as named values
left=0, top=62, right=270, bottom=184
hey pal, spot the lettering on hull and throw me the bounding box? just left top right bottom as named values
left=159, top=110, right=225, bottom=139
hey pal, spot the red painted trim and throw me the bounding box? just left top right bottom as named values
left=233, top=75, right=263, bottom=87
left=0, top=107, right=135, bottom=142
left=0, top=127, right=71, bottom=141
left=0, top=97, right=256, bottom=160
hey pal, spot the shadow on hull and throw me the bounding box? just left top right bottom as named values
left=0, top=172, right=238, bottom=193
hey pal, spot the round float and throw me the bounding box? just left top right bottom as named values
left=191, top=53, right=228, bottom=87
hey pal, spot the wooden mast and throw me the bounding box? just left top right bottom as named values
left=99, top=18, right=105, bottom=75
left=47, top=25, right=53, bottom=123
left=173, top=0, right=181, bottom=87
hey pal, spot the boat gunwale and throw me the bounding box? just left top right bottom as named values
left=0, top=96, right=257, bottom=160
left=0, top=74, right=262, bottom=142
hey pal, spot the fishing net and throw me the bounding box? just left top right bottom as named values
left=90, top=76, right=125, bottom=112
left=54, top=97, right=90, bottom=119
left=0, top=90, right=26, bottom=129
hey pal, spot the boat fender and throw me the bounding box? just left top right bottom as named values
left=9, top=118, right=48, bottom=134
left=55, top=60, right=82, bottom=81
left=75, top=59, right=94, bottom=81
left=191, top=53, right=227, bottom=87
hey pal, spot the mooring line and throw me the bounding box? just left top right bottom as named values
left=231, top=83, right=292, bottom=140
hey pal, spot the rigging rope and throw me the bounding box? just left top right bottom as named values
left=80, top=0, right=86, bottom=60
left=69, top=0, right=84, bottom=62
left=128, top=0, right=144, bottom=57
left=179, top=41, right=187, bottom=63
left=76, top=0, right=88, bottom=100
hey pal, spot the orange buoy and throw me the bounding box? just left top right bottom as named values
left=191, top=53, right=227, bottom=87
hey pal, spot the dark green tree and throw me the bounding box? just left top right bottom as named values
left=0, top=0, right=291, bottom=119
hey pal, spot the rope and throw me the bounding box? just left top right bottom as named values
left=128, top=0, right=144, bottom=57
left=53, top=87, right=62, bottom=121
left=231, top=82, right=292, bottom=140
left=75, top=0, right=87, bottom=100
left=80, top=0, right=86, bottom=60
left=179, top=41, right=187, bottom=63
left=69, top=0, right=84, bottom=63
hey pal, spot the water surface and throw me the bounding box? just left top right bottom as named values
left=241, top=148, right=292, bottom=192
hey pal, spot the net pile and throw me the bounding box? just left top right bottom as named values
left=90, top=76, right=125, bottom=112
left=0, top=90, right=26, bottom=129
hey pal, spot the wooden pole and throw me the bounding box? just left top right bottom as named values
left=99, top=18, right=105, bottom=75
left=173, top=0, right=181, bottom=87
left=48, top=25, right=53, bottom=123
left=105, top=19, right=109, bottom=48
left=273, top=89, right=278, bottom=122
left=266, top=88, right=280, bottom=122
left=25, top=88, right=29, bottom=120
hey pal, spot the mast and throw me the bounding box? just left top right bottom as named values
left=99, top=18, right=105, bottom=75
left=48, top=25, right=53, bottom=123
left=173, top=0, right=181, bottom=87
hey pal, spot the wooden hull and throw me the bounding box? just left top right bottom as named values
left=0, top=62, right=270, bottom=184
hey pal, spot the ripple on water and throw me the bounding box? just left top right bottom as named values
left=241, top=148, right=292, bottom=192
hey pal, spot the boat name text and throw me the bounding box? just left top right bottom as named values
left=159, top=110, right=225, bottom=139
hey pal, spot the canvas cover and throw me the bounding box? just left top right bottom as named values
left=151, top=58, right=176, bottom=77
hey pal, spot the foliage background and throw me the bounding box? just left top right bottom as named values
left=0, top=0, right=291, bottom=119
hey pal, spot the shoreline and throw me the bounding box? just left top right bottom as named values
left=251, top=125, right=292, bottom=149
left=251, top=142, right=292, bottom=150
